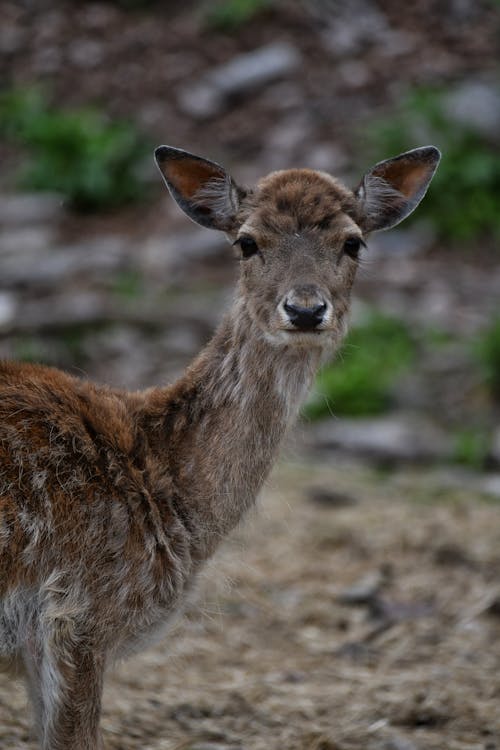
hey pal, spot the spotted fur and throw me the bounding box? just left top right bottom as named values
left=0, top=144, right=439, bottom=749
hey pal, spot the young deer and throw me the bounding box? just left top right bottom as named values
left=0, top=144, right=440, bottom=749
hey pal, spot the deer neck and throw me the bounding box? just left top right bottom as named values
left=141, top=295, right=323, bottom=560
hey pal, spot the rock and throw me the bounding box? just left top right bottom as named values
left=1, top=236, right=125, bottom=287
left=309, top=415, right=451, bottom=463
left=0, top=292, right=17, bottom=329
left=178, top=42, right=301, bottom=118
left=480, top=475, right=500, bottom=499
left=338, top=571, right=385, bottom=605
left=0, top=193, right=63, bottom=226
left=0, top=227, right=57, bottom=257
left=444, top=79, right=500, bottom=141
left=14, top=292, right=107, bottom=331
left=141, top=229, right=226, bottom=277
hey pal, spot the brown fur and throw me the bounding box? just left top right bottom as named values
left=0, top=145, right=439, bottom=749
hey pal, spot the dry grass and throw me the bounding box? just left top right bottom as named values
left=1, top=459, right=500, bottom=750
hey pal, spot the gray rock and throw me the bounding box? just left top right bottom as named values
left=141, top=229, right=226, bottom=277
left=310, top=414, right=451, bottom=463
left=338, top=571, right=384, bottom=604
left=14, top=292, right=107, bottom=331
left=178, top=42, right=301, bottom=118
left=0, top=292, right=17, bottom=329
left=444, top=80, right=500, bottom=141
left=1, top=236, right=125, bottom=287
left=0, top=193, right=63, bottom=226
left=480, top=475, right=500, bottom=499
left=0, top=227, right=57, bottom=257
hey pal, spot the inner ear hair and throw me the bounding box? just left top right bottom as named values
left=192, top=176, right=243, bottom=230
left=356, top=145, right=441, bottom=232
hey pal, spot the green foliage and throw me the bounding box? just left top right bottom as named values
left=203, top=0, right=271, bottom=31
left=452, top=428, right=490, bottom=470
left=475, top=316, right=500, bottom=401
left=304, top=313, right=415, bottom=419
left=365, top=87, right=500, bottom=242
left=0, top=88, right=151, bottom=211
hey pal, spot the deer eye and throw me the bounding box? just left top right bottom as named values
left=343, top=236, right=364, bottom=258
left=237, top=236, right=259, bottom=259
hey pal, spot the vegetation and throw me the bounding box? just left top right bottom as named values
left=0, top=88, right=151, bottom=211
left=365, top=87, right=500, bottom=242
left=452, top=428, right=491, bottom=470
left=203, top=0, right=272, bottom=31
left=475, top=316, right=500, bottom=402
left=304, top=312, right=415, bottom=419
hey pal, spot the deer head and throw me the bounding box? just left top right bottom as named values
left=155, top=145, right=440, bottom=350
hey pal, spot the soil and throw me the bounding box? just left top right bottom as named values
left=1, top=459, right=500, bottom=750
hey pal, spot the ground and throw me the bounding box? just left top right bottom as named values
left=1, top=458, right=499, bottom=750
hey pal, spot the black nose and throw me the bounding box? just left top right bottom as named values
left=284, top=301, right=327, bottom=329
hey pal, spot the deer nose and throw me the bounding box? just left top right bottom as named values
left=283, top=300, right=327, bottom=329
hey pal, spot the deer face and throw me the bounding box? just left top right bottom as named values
left=232, top=168, right=364, bottom=349
left=156, top=146, right=440, bottom=349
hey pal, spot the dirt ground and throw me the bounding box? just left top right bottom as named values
left=1, top=457, right=499, bottom=750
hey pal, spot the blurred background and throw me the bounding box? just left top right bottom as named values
left=1, top=0, right=500, bottom=474
left=0, top=0, right=500, bottom=750
left=0, top=0, right=500, bottom=478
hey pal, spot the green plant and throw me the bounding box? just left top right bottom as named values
left=475, top=316, right=500, bottom=402
left=304, top=313, right=415, bottom=419
left=365, top=87, right=500, bottom=242
left=452, top=428, right=490, bottom=470
left=0, top=88, right=151, bottom=211
left=203, top=0, right=271, bottom=31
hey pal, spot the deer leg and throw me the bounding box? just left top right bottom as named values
left=24, top=635, right=105, bottom=750
left=21, top=641, right=45, bottom=745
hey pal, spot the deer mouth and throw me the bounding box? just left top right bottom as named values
left=284, top=328, right=325, bottom=335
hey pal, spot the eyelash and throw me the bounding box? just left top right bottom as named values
left=343, top=236, right=366, bottom=258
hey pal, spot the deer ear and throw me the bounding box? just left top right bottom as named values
left=155, top=146, right=243, bottom=231
left=355, top=146, right=441, bottom=232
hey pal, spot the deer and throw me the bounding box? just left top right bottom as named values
left=0, top=143, right=440, bottom=749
